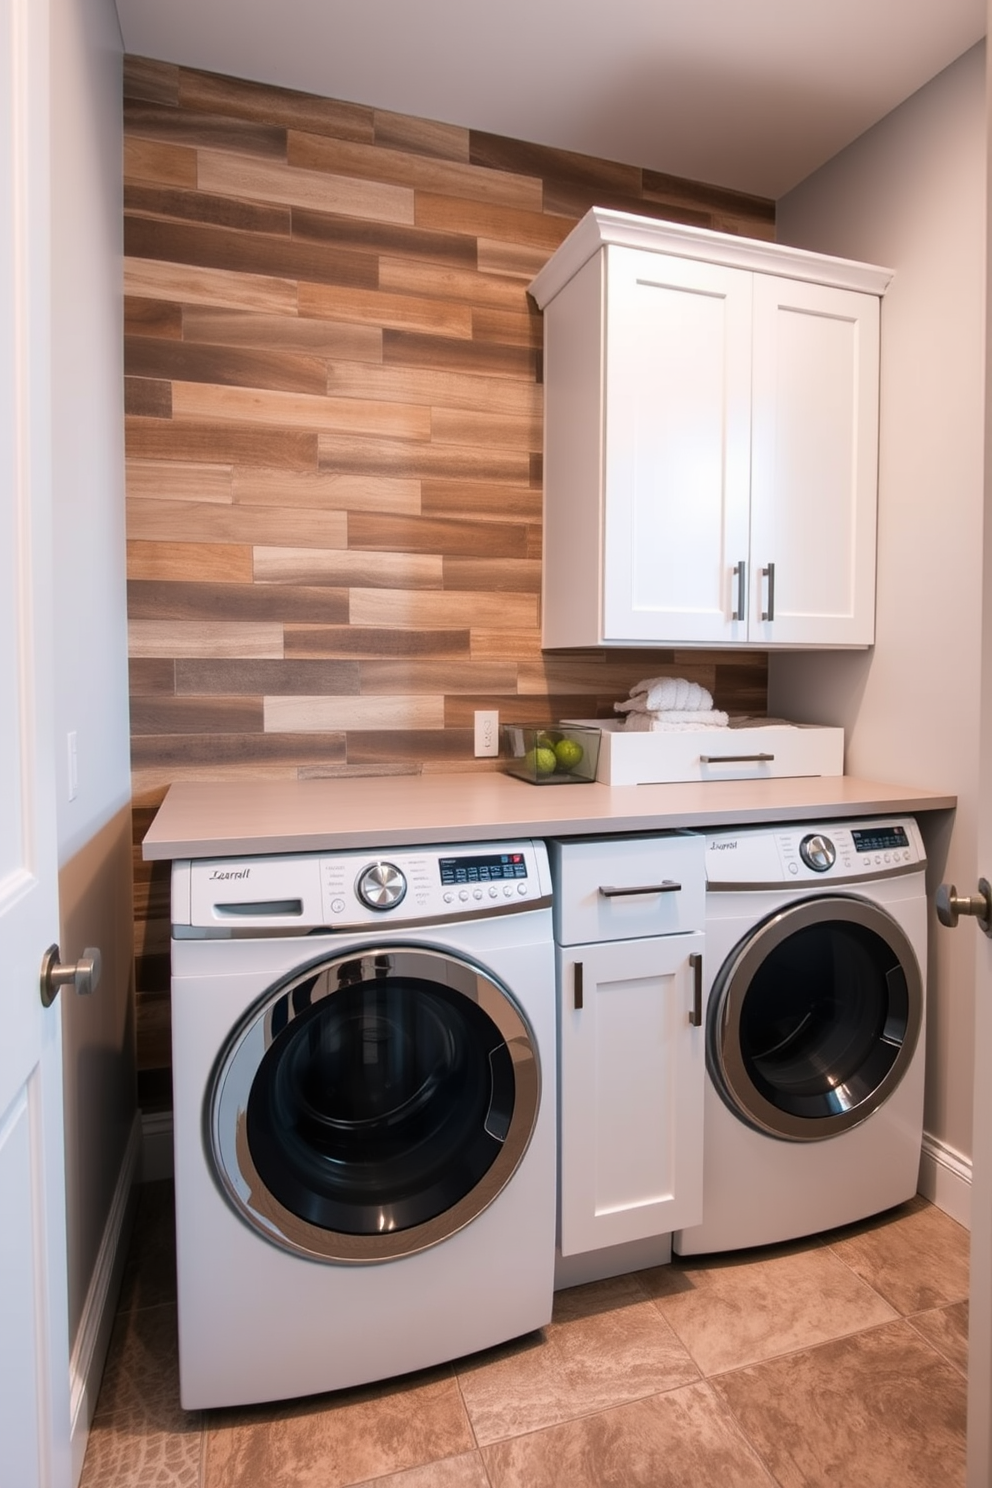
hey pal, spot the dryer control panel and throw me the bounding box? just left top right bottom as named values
left=173, top=838, right=553, bottom=932
left=704, top=817, right=926, bottom=889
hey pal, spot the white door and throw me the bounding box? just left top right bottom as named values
left=0, top=0, right=71, bottom=1483
left=557, top=932, right=705, bottom=1256
left=603, top=247, right=753, bottom=644
left=748, top=275, right=880, bottom=647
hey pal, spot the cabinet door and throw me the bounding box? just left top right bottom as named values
left=602, top=248, right=753, bottom=644
left=749, top=274, right=879, bottom=646
left=558, top=932, right=705, bottom=1257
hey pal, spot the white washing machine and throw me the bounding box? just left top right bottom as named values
left=169, top=838, right=556, bottom=1409
left=674, top=817, right=927, bottom=1256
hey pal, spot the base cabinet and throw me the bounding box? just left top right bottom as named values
left=557, top=933, right=705, bottom=1256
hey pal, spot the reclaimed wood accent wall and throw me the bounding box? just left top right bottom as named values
left=123, top=55, right=774, bottom=1100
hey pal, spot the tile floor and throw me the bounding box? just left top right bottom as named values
left=80, top=1183, right=970, bottom=1488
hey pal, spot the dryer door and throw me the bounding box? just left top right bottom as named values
left=709, top=895, right=923, bottom=1141
left=208, top=945, right=541, bottom=1262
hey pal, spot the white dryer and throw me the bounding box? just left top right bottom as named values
left=170, top=839, right=556, bottom=1409
left=674, top=817, right=926, bottom=1256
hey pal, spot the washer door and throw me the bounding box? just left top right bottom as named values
left=709, top=895, right=923, bottom=1141
left=208, top=945, right=541, bottom=1263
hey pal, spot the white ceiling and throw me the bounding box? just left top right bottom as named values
left=113, top=0, right=986, bottom=200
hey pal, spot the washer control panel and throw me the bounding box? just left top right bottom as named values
left=704, top=817, right=925, bottom=889
left=174, top=839, right=552, bottom=930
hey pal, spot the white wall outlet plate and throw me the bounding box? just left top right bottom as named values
left=474, top=710, right=499, bottom=757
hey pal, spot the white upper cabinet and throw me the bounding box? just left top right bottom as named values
left=530, top=210, right=890, bottom=650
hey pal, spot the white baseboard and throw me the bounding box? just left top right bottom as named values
left=140, top=1108, right=174, bottom=1183
left=918, top=1130, right=972, bottom=1230
left=69, top=1113, right=141, bottom=1488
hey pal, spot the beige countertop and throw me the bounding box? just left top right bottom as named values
left=142, top=772, right=956, bottom=860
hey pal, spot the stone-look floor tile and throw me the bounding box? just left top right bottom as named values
left=827, top=1195, right=970, bottom=1314
left=203, top=1368, right=475, bottom=1488
left=79, top=1414, right=203, bottom=1488
left=908, top=1300, right=969, bottom=1375
left=481, top=1380, right=777, bottom=1488
left=640, top=1239, right=897, bottom=1375
left=93, top=1302, right=188, bottom=1432
left=455, top=1272, right=699, bottom=1445
left=712, top=1319, right=966, bottom=1488
left=354, top=1451, right=491, bottom=1487
left=118, top=1181, right=178, bottom=1315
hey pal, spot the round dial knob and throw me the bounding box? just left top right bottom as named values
left=799, top=833, right=836, bottom=872
left=356, top=861, right=407, bottom=910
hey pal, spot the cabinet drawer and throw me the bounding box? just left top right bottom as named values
left=548, top=833, right=704, bottom=946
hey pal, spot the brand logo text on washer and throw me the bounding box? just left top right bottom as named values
left=209, top=868, right=251, bottom=880
left=710, top=841, right=738, bottom=851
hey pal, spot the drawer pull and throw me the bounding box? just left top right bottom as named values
left=598, top=881, right=682, bottom=898
left=698, top=753, right=775, bottom=765
left=689, top=952, right=703, bottom=1027
left=574, top=961, right=583, bottom=1010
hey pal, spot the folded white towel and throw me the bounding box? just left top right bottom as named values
left=625, top=677, right=713, bottom=712
left=622, top=709, right=729, bottom=731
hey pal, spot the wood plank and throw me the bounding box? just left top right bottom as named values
left=125, top=182, right=293, bottom=236
left=298, top=280, right=473, bottom=338
left=541, top=180, right=711, bottom=226
left=128, top=620, right=284, bottom=658
left=231, top=469, right=419, bottom=515
left=127, top=540, right=254, bottom=584
left=287, top=130, right=543, bottom=211
left=125, top=215, right=377, bottom=291
left=131, top=696, right=265, bottom=734
left=325, top=361, right=541, bottom=417
left=347, top=511, right=528, bottom=558
left=442, top=558, right=541, bottom=592
left=358, top=661, right=518, bottom=694
left=127, top=459, right=234, bottom=505
left=264, top=694, right=445, bottom=732
left=124, top=100, right=288, bottom=159
left=373, top=110, right=469, bottom=163
left=253, top=546, right=442, bottom=589
left=128, top=499, right=349, bottom=550
left=179, top=67, right=374, bottom=143
left=170, top=381, right=433, bottom=442
left=197, top=149, right=415, bottom=225
left=469, top=130, right=642, bottom=196
left=284, top=625, right=470, bottom=660
left=124, top=378, right=172, bottom=418
left=469, top=628, right=543, bottom=659
left=377, top=256, right=533, bottom=312
left=126, top=336, right=330, bottom=396
left=129, top=658, right=176, bottom=695
left=175, top=658, right=360, bottom=695
left=414, top=191, right=574, bottom=251
left=290, top=208, right=477, bottom=269
left=317, top=432, right=532, bottom=484
left=349, top=588, right=538, bottom=629
left=431, top=406, right=541, bottom=451
left=124, top=137, right=197, bottom=188
left=124, top=257, right=299, bottom=315
left=421, top=479, right=540, bottom=523
left=125, top=297, right=183, bottom=340
left=382, top=329, right=539, bottom=381
left=472, top=306, right=543, bottom=348
left=127, top=415, right=318, bottom=471
left=128, top=578, right=348, bottom=622
left=183, top=308, right=383, bottom=361
left=641, top=167, right=775, bottom=226
left=346, top=729, right=474, bottom=765
left=477, top=238, right=552, bottom=280
left=124, top=55, right=180, bottom=107
left=517, top=657, right=717, bottom=695
left=131, top=732, right=349, bottom=767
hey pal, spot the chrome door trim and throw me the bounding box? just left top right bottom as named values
left=708, top=894, right=923, bottom=1142
left=207, top=943, right=541, bottom=1263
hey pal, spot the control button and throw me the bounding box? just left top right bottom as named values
left=459, top=889, right=469, bottom=902
left=788, top=862, right=799, bottom=875
left=443, top=892, right=454, bottom=904
left=473, top=888, right=483, bottom=900
left=799, top=834, right=836, bottom=873
left=863, top=856, right=871, bottom=865
left=503, top=885, right=514, bottom=897
left=356, top=861, right=407, bottom=911
left=517, top=883, right=528, bottom=895
left=331, top=898, right=345, bottom=914
left=875, top=855, right=882, bottom=865
left=489, top=886, right=499, bottom=898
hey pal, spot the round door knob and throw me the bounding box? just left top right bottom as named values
left=936, top=879, right=992, bottom=934
left=40, top=944, right=101, bottom=1008
left=799, top=833, right=836, bottom=872
left=356, top=861, right=407, bottom=911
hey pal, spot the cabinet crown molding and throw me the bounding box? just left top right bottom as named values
left=528, top=207, right=894, bottom=308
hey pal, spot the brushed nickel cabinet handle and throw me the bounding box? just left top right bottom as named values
left=698, top=753, right=775, bottom=765
left=598, top=881, right=682, bottom=897
left=574, top=961, right=583, bottom=1010
left=733, top=560, right=747, bottom=622
left=761, top=561, right=776, bottom=622
left=689, top=951, right=703, bottom=1027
